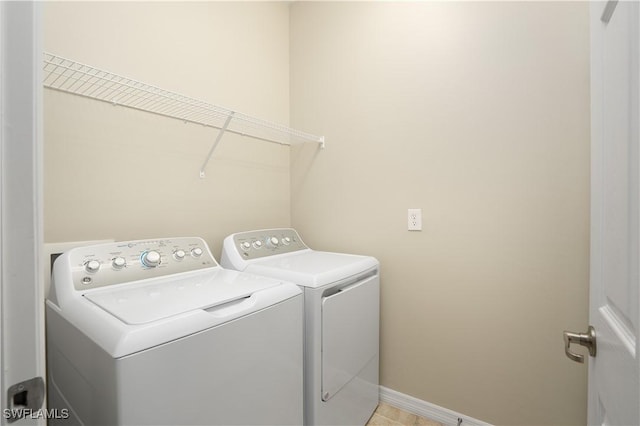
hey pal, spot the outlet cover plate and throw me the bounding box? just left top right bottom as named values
left=408, top=208, right=422, bottom=231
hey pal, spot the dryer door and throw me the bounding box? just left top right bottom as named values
left=321, top=273, right=379, bottom=401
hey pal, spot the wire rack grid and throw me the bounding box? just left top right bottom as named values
left=42, top=52, right=325, bottom=149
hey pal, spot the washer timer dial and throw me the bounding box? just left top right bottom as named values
left=140, top=250, right=161, bottom=268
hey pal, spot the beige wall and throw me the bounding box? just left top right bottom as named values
left=290, top=2, right=590, bottom=425
left=43, top=1, right=291, bottom=258
left=44, top=2, right=591, bottom=425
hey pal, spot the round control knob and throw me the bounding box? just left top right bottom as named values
left=266, top=236, right=279, bottom=248
left=85, top=260, right=101, bottom=273
left=241, top=242, right=251, bottom=251
left=174, top=249, right=186, bottom=260
left=282, top=237, right=291, bottom=245
left=140, top=250, right=161, bottom=268
left=191, top=247, right=203, bottom=257
left=252, top=240, right=262, bottom=249
left=112, top=257, right=126, bottom=269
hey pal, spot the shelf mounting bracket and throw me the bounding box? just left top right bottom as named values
left=200, top=112, right=235, bottom=178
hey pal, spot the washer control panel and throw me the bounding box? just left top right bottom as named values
left=64, top=237, right=217, bottom=291
left=231, top=228, right=308, bottom=260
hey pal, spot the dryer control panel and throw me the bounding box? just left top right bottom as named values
left=56, top=237, right=217, bottom=291
left=229, top=228, right=308, bottom=260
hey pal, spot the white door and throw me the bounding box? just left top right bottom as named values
left=586, top=1, right=640, bottom=424
left=0, top=2, right=45, bottom=425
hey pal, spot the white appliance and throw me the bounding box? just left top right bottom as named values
left=46, top=237, right=303, bottom=426
left=221, top=228, right=379, bottom=426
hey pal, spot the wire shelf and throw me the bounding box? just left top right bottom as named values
left=43, top=52, right=324, bottom=176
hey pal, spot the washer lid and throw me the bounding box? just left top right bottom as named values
left=84, top=268, right=282, bottom=325
left=245, top=251, right=378, bottom=288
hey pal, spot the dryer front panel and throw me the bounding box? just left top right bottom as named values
left=321, top=274, right=379, bottom=402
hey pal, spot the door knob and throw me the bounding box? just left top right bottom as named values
left=563, top=326, right=597, bottom=363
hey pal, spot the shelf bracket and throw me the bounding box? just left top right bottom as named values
left=199, top=112, right=235, bottom=178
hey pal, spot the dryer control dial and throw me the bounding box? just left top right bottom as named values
left=140, top=250, right=161, bottom=268
left=266, top=237, right=279, bottom=248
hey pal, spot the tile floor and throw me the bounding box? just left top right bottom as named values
left=367, top=402, right=444, bottom=426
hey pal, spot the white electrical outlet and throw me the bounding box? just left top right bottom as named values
left=408, top=208, right=422, bottom=231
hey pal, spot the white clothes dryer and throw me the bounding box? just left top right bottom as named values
left=221, top=229, right=379, bottom=426
left=46, top=237, right=303, bottom=426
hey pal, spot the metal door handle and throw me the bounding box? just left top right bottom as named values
left=563, top=326, right=596, bottom=363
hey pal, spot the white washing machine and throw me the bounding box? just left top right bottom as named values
left=46, top=237, right=303, bottom=426
left=221, top=228, right=379, bottom=426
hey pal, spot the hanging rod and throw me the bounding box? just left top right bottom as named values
left=42, top=52, right=325, bottom=177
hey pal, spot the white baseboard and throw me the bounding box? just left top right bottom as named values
left=379, top=386, right=493, bottom=426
